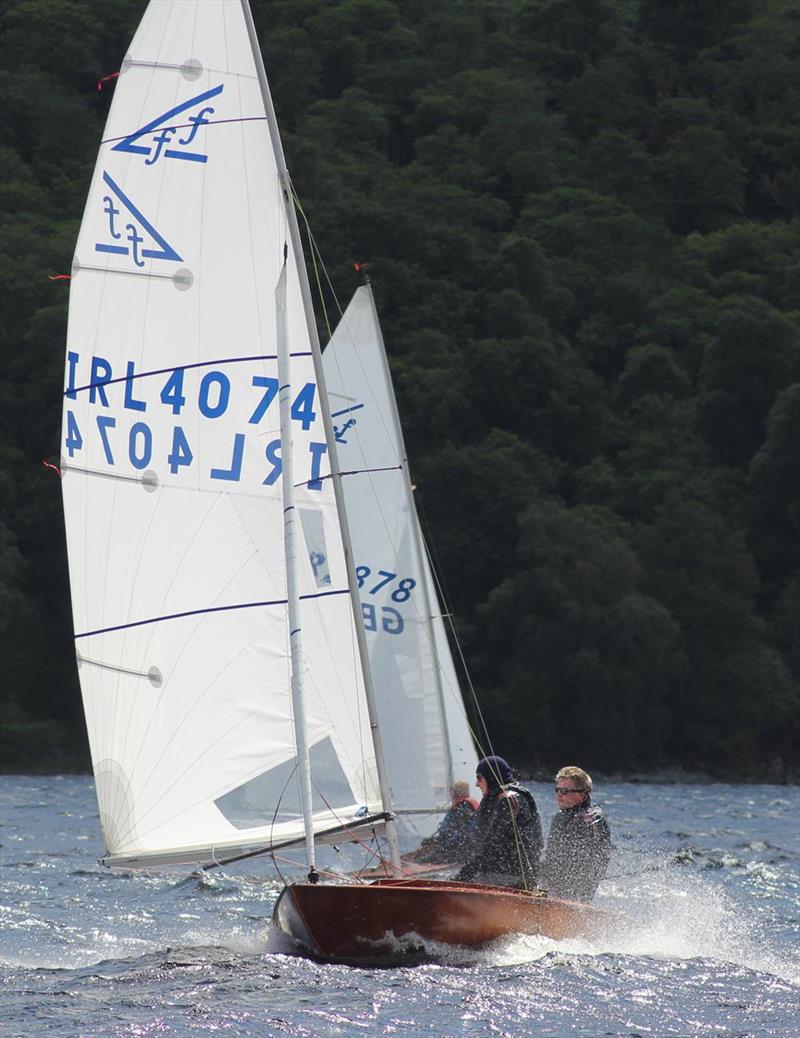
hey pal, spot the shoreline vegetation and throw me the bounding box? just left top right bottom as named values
left=2, top=0, right=798, bottom=781
left=1, top=718, right=796, bottom=786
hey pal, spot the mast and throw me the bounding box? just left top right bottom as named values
left=240, top=0, right=401, bottom=868
left=361, top=278, right=455, bottom=790
left=275, top=258, right=317, bottom=880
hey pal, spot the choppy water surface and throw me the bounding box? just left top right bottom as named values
left=1, top=776, right=798, bottom=1037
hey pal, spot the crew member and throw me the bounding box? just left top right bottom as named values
left=456, top=755, right=542, bottom=889
left=405, top=780, right=478, bottom=864
left=541, top=765, right=611, bottom=902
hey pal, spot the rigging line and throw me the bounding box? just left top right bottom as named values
left=268, top=761, right=299, bottom=887
left=296, top=209, right=347, bottom=326
left=309, top=781, right=423, bottom=881
left=199, top=816, right=392, bottom=871
left=416, top=494, right=494, bottom=759
left=481, top=761, right=536, bottom=895
left=289, top=184, right=333, bottom=341
left=507, top=790, right=536, bottom=894
left=355, top=838, right=388, bottom=875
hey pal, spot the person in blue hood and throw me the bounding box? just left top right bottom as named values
left=455, top=755, right=542, bottom=890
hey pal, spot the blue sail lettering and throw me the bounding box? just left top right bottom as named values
left=96, top=415, right=116, bottom=464
left=361, top=603, right=377, bottom=632
left=65, top=411, right=83, bottom=457
left=210, top=433, right=244, bottom=481
left=111, top=84, right=223, bottom=165
left=306, top=441, right=327, bottom=491
left=95, top=172, right=182, bottom=265
left=381, top=607, right=404, bottom=634
left=89, top=356, right=112, bottom=406
left=103, top=196, right=121, bottom=240
left=168, top=426, right=193, bottom=474
left=124, top=361, right=146, bottom=411
left=198, top=371, right=230, bottom=418
left=126, top=224, right=145, bottom=267
left=65, top=351, right=79, bottom=399
left=264, top=439, right=281, bottom=486
left=178, top=106, right=214, bottom=148
left=129, top=422, right=152, bottom=469
left=145, top=127, right=177, bottom=166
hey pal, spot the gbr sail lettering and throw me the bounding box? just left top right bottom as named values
left=356, top=565, right=417, bottom=637
left=63, top=351, right=327, bottom=488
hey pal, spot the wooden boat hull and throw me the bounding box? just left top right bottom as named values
left=272, top=878, right=617, bottom=966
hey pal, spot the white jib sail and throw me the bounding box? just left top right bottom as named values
left=61, top=0, right=382, bottom=869
left=323, top=286, right=478, bottom=834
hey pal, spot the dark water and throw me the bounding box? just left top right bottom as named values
left=1, top=776, right=798, bottom=1037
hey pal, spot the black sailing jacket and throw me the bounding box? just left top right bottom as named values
left=541, top=797, right=611, bottom=901
left=456, top=783, right=543, bottom=889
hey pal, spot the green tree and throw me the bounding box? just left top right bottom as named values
left=696, top=298, right=800, bottom=467
left=749, top=383, right=800, bottom=592
left=477, top=500, right=680, bottom=770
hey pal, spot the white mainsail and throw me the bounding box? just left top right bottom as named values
left=323, top=286, right=478, bottom=832
left=61, top=0, right=383, bottom=869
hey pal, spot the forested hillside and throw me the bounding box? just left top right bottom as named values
left=1, top=0, right=798, bottom=777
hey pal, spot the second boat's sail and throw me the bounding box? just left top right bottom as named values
left=61, top=0, right=383, bottom=870
left=322, top=285, right=478, bottom=835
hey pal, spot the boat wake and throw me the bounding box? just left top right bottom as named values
left=475, top=859, right=800, bottom=986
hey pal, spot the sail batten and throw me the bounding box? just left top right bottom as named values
left=73, top=588, right=351, bottom=640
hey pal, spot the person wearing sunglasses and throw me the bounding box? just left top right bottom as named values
left=540, top=766, right=611, bottom=902
left=455, top=755, right=543, bottom=890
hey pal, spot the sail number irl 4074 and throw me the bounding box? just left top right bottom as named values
left=63, top=351, right=328, bottom=489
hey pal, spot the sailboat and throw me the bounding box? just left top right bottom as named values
left=322, top=283, right=479, bottom=863
left=61, top=0, right=616, bottom=965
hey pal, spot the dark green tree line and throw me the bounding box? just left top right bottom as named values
left=1, top=0, right=797, bottom=777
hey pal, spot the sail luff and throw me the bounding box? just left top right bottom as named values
left=239, top=0, right=400, bottom=867
left=275, top=263, right=316, bottom=876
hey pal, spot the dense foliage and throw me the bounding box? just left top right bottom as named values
left=1, top=0, right=798, bottom=778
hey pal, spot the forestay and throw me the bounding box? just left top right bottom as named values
left=61, top=0, right=382, bottom=869
left=323, top=286, right=478, bottom=833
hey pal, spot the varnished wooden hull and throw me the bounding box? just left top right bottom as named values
left=272, top=878, right=618, bottom=966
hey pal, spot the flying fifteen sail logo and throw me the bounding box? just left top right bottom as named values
left=95, top=171, right=182, bottom=267
left=332, top=403, right=365, bottom=444
left=111, top=84, right=223, bottom=165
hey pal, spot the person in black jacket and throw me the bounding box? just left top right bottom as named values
left=541, top=766, right=611, bottom=902
left=456, top=755, right=542, bottom=890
